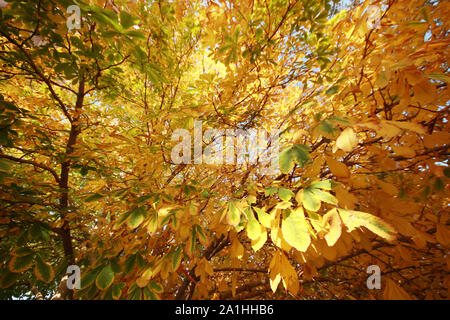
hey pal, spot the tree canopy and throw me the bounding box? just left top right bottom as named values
left=0, top=0, right=449, bottom=300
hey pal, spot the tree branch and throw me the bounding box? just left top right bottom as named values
left=0, top=153, right=60, bottom=183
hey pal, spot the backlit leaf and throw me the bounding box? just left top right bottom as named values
left=281, top=208, right=311, bottom=252
left=279, top=144, right=310, bottom=174
left=338, top=208, right=396, bottom=241
left=336, top=127, right=358, bottom=152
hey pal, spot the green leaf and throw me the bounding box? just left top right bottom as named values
left=201, top=189, right=210, bottom=199
left=0, top=160, right=11, bottom=172
left=116, top=208, right=136, bottom=228
left=125, top=30, right=146, bottom=40
left=127, top=206, right=146, bottom=228
left=264, top=187, right=278, bottom=196
left=289, top=101, right=314, bottom=115
left=34, top=256, right=54, bottom=283
left=325, top=85, right=339, bottom=95
left=0, top=99, right=20, bottom=112
left=102, top=286, right=114, bottom=300
left=302, top=188, right=321, bottom=212
left=29, top=224, right=47, bottom=241
left=310, top=188, right=337, bottom=205
left=96, top=265, right=114, bottom=290
left=278, top=188, right=294, bottom=201
left=133, top=44, right=147, bottom=62
left=444, top=167, right=450, bottom=178
left=327, top=116, right=351, bottom=124
left=281, top=208, right=311, bottom=252
left=0, top=270, right=20, bottom=288
left=80, top=166, right=89, bottom=176
left=227, top=201, right=241, bottom=226
left=172, top=246, right=182, bottom=270
left=194, top=224, right=207, bottom=243
left=85, top=193, right=104, bottom=202
left=0, top=129, right=9, bottom=145
left=81, top=268, right=100, bottom=289
left=190, top=228, right=197, bottom=254
left=143, top=286, right=160, bottom=300
left=89, top=6, right=123, bottom=32
left=136, top=253, right=146, bottom=268
left=12, top=247, right=33, bottom=257
left=120, top=11, right=138, bottom=29
left=279, top=144, right=310, bottom=174
left=124, top=254, right=136, bottom=275
left=127, top=283, right=142, bottom=300
left=111, top=283, right=125, bottom=300
left=309, top=180, right=333, bottom=190
left=149, top=280, right=163, bottom=293
left=317, top=120, right=339, bottom=136
left=86, top=283, right=99, bottom=299
left=235, top=214, right=246, bottom=232
left=110, top=258, right=122, bottom=274
left=8, top=254, right=34, bottom=273
left=434, top=177, right=444, bottom=192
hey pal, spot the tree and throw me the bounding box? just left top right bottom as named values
left=0, top=0, right=448, bottom=300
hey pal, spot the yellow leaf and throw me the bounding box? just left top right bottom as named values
left=436, top=224, right=450, bottom=247
left=336, top=127, right=358, bottom=152
left=295, top=189, right=303, bottom=205
left=270, top=273, right=282, bottom=293
left=384, top=279, right=413, bottom=300
left=322, top=208, right=342, bottom=247
left=317, top=238, right=338, bottom=261
left=232, top=272, right=237, bottom=298
left=386, top=121, right=426, bottom=135
left=246, top=215, right=262, bottom=241
left=202, top=258, right=214, bottom=276
left=391, top=145, right=415, bottom=158
left=281, top=207, right=311, bottom=252
left=158, top=205, right=175, bottom=217
left=338, top=208, right=396, bottom=241
left=279, top=253, right=299, bottom=295
left=413, top=80, right=435, bottom=105
left=404, top=68, right=423, bottom=86
left=141, top=261, right=162, bottom=280
left=378, top=122, right=402, bottom=139
left=146, top=213, right=158, bottom=235
left=227, top=201, right=241, bottom=226
left=335, top=186, right=358, bottom=209
left=160, top=260, right=170, bottom=280
left=396, top=246, right=412, bottom=263
left=327, top=158, right=350, bottom=178
left=218, top=279, right=228, bottom=292
left=253, top=207, right=271, bottom=229
left=251, top=227, right=267, bottom=252
left=136, top=276, right=149, bottom=288
left=269, top=252, right=282, bottom=293
left=377, top=179, right=398, bottom=196
left=270, top=212, right=292, bottom=251
left=230, top=238, right=244, bottom=260
left=423, top=131, right=450, bottom=148
left=274, top=201, right=292, bottom=210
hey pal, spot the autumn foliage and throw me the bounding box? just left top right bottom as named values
left=0, top=0, right=449, bottom=300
